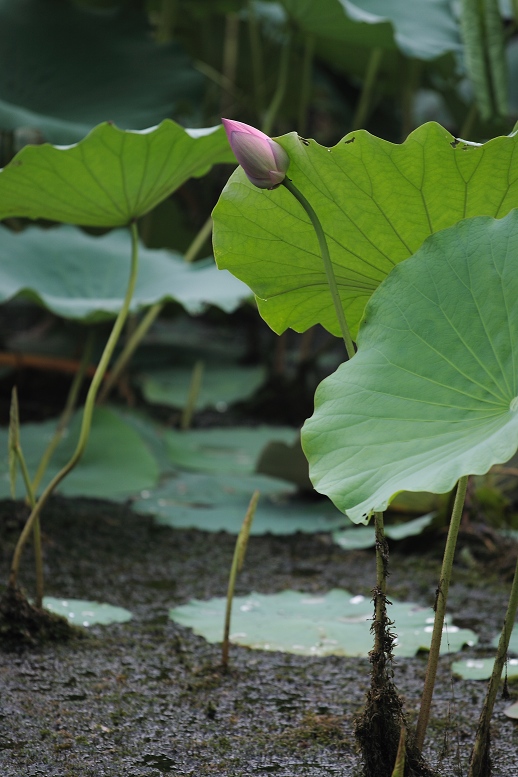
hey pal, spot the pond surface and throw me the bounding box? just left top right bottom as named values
left=0, top=497, right=517, bottom=776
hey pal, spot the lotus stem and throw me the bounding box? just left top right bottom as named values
left=415, top=475, right=469, bottom=750
left=469, top=550, right=518, bottom=777
left=281, top=178, right=355, bottom=359
left=8, top=222, right=140, bottom=591
left=222, top=490, right=259, bottom=669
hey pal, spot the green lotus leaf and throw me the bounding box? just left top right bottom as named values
left=0, top=0, right=204, bottom=144
left=137, top=365, right=265, bottom=412
left=213, top=122, right=518, bottom=339
left=170, top=589, right=477, bottom=658
left=451, top=657, right=518, bottom=681
left=0, top=121, right=234, bottom=226
left=0, top=407, right=159, bottom=500
left=0, top=225, right=250, bottom=320
left=281, top=0, right=461, bottom=61
left=164, top=426, right=299, bottom=475
left=43, top=598, right=132, bottom=627
left=302, top=211, right=518, bottom=523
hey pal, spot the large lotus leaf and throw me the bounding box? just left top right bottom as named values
left=0, top=121, right=234, bottom=226
left=0, top=407, right=159, bottom=500
left=0, top=0, right=203, bottom=144
left=281, top=0, right=461, bottom=61
left=164, top=426, right=299, bottom=475
left=302, top=212, right=518, bottom=523
left=0, top=226, right=250, bottom=321
left=133, top=472, right=347, bottom=535
left=169, top=589, right=477, bottom=658
left=213, top=122, right=518, bottom=339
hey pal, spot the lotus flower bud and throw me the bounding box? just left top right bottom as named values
left=222, top=118, right=289, bottom=190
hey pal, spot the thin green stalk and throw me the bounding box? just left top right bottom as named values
left=184, top=215, right=213, bottom=262
left=415, top=475, right=469, bottom=751
left=221, top=13, right=240, bottom=117
left=14, top=447, right=42, bottom=605
left=180, top=361, right=204, bottom=430
left=8, top=388, right=43, bottom=606
left=222, top=490, right=260, bottom=669
left=97, top=302, right=161, bottom=405
left=8, top=222, right=140, bottom=591
left=98, top=217, right=213, bottom=405
left=298, top=34, right=315, bottom=137
left=262, top=32, right=291, bottom=136
left=469, top=551, right=518, bottom=777
left=460, top=102, right=479, bottom=141
left=351, top=47, right=383, bottom=131
left=247, top=0, right=265, bottom=120
left=281, top=177, right=355, bottom=359
left=32, top=332, right=94, bottom=492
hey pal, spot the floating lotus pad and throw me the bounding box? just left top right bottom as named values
left=137, top=364, right=265, bottom=412
left=43, top=597, right=132, bottom=627
left=303, top=212, right=518, bottom=522
left=0, top=407, right=159, bottom=500
left=163, top=426, right=299, bottom=475
left=451, top=658, right=518, bottom=681
left=332, top=513, right=435, bottom=550
left=213, top=123, right=518, bottom=339
left=133, top=472, right=348, bottom=535
left=0, top=226, right=251, bottom=322
left=169, top=589, right=477, bottom=658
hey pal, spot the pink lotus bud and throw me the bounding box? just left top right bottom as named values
left=222, top=118, right=289, bottom=190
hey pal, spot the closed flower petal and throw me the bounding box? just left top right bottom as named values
left=222, top=118, right=289, bottom=190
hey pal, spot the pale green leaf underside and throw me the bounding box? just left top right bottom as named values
left=170, top=589, right=477, bottom=658
left=0, top=121, right=234, bottom=226
left=302, top=212, right=518, bottom=523
left=281, top=0, right=461, bottom=60
left=213, top=122, right=518, bottom=338
left=0, top=226, right=250, bottom=321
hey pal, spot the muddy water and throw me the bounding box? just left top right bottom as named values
left=0, top=497, right=517, bottom=776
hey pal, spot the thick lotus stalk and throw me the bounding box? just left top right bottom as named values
left=222, top=118, right=289, bottom=189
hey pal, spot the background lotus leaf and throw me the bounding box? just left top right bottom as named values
left=0, top=121, right=234, bottom=226
left=0, top=226, right=250, bottom=321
